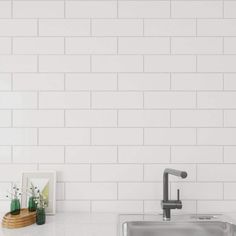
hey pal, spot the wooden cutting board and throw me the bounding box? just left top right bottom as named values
left=2, top=208, right=36, bottom=229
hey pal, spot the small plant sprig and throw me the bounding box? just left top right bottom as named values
left=6, top=184, right=21, bottom=200
left=28, top=183, right=37, bottom=198
left=34, top=190, right=48, bottom=209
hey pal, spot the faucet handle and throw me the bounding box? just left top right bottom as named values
left=177, top=189, right=180, bottom=201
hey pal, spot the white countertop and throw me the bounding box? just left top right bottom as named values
left=2, top=212, right=236, bottom=236
left=0, top=213, right=119, bottom=236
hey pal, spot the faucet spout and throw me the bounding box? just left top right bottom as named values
left=164, top=168, right=188, bottom=179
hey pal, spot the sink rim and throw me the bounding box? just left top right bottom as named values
left=119, top=214, right=236, bottom=236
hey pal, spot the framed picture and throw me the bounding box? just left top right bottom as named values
left=21, top=171, right=56, bottom=215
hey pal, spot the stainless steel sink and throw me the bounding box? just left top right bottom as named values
left=120, top=214, right=236, bottom=236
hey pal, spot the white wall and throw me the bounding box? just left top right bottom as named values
left=0, top=0, right=236, bottom=214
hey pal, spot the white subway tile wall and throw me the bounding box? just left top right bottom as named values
left=0, top=0, right=235, bottom=215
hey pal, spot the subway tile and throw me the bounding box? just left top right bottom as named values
left=0, top=56, right=37, bottom=72
left=13, top=38, right=64, bottom=55
left=92, top=128, right=143, bottom=145
left=224, top=74, right=236, bottom=90
left=66, top=146, right=117, bottom=164
left=92, top=19, right=143, bottom=36
left=0, top=128, right=37, bottom=145
left=171, top=146, right=223, bottom=163
left=39, top=128, right=90, bottom=145
left=224, top=110, right=236, bottom=127
left=144, top=92, right=196, bottom=109
left=198, top=201, right=236, bottom=213
left=66, top=183, right=117, bottom=200
left=144, top=164, right=196, bottom=182
left=39, top=92, right=90, bottom=109
left=119, top=1, right=170, bottom=18
left=0, top=20, right=37, bottom=36
left=0, top=201, right=11, bottom=213
left=224, top=183, right=236, bottom=200
left=198, top=164, right=236, bottom=181
left=118, top=73, right=170, bottom=91
left=143, top=201, right=162, bottom=214
left=171, top=73, right=223, bottom=91
left=145, top=128, right=196, bottom=145
left=0, top=146, right=11, bottom=163
left=171, top=1, right=222, bottom=18
left=198, top=128, right=236, bottom=145
left=13, top=146, right=64, bottom=164
left=0, top=1, right=11, bottom=18
left=118, top=37, right=169, bottom=55
left=197, top=92, right=236, bottom=109
left=0, top=74, right=11, bottom=91
left=171, top=110, right=222, bottom=127
left=13, top=110, right=64, bottom=127
left=39, top=56, right=90, bottom=73
left=66, top=37, right=117, bottom=55
left=66, top=73, right=117, bottom=91
left=0, top=92, right=37, bottom=109
left=224, top=147, right=236, bottom=163
left=39, top=20, right=90, bottom=36
left=0, top=183, right=12, bottom=200
left=92, top=55, right=143, bottom=73
left=198, top=56, right=236, bottom=73
left=0, top=38, right=11, bottom=54
left=13, top=1, right=64, bottom=18
left=118, top=110, right=170, bottom=127
left=145, top=56, right=196, bottom=72
left=118, top=146, right=170, bottom=164
left=39, top=164, right=90, bottom=182
left=198, top=20, right=236, bottom=36
left=224, top=1, right=236, bottom=18
left=92, top=164, right=143, bottom=182
left=0, top=110, right=11, bottom=127
left=66, top=110, right=117, bottom=127
left=13, top=73, right=64, bottom=91
left=57, top=201, right=90, bottom=212
left=171, top=183, right=223, bottom=200
left=66, top=1, right=117, bottom=18
left=56, top=183, right=64, bottom=201
left=119, top=183, right=163, bottom=200
left=92, top=92, right=143, bottom=109
left=171, top=37, right=222, bottom=55
left=224, top=38, right=236, bottom=54
left=92, top=201, right=143, bottom=213
left=0, top=164, right=36, bottom=181
left=145, top=19, right=196, bottom=36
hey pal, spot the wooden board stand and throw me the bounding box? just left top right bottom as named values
left=2, top=208, right=36, bottom=229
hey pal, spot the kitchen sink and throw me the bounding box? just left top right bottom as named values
left=120, top=214, right=236, bottom=236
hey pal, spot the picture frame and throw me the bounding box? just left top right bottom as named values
left=21, top=171, right=56, bottom=215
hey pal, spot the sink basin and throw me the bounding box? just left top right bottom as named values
left=121, top=215, right=236, bottom=236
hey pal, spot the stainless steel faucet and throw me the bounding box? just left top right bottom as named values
left=161, top=168, right=188, bottom=221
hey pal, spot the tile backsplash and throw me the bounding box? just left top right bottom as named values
left=0, top=0, right=236, bottom=214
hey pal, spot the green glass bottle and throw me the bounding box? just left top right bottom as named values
left=10, top=199, right=21, bottom=215
left=36, top=208, right=46, bottom=225
left=28, top=196, right=37, bottom=212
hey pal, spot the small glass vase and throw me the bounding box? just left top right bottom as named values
left=36, top=208, right=46, bottom=225
left=28, top=196, right=37, bottom=212
left=10, top=199, right=21, bottom=215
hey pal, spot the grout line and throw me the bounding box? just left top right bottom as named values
left=222, top=146, right=225, bottom=163
left=64, top=0, right=66, bottom=18
left=117, top=0, right=119, bottom=19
